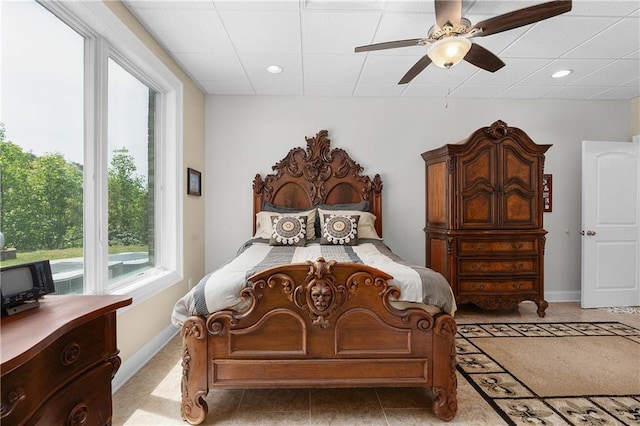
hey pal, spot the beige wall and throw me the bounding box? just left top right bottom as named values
left=632, top=97, right=639, bottom=136
left=104, top=1, right=205, bottom=362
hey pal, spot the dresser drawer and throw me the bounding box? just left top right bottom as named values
left=31, top=362, right=113, bottom=426
left=458, top=239, right=537, bottom=255
left=1, top=315, right=113, bottom=423
left=458, top=279, right=536, bottom=293
left=458, top=258, right=537, bottom=275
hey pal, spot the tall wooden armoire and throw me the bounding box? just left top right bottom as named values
left=422, top=120, right=550, bottom=317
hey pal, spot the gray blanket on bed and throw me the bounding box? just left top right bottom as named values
left=171, top=239, right=454, bottom=327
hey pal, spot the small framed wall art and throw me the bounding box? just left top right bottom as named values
left=542, top=174, right=552, bottom=212
left=187, top=168, right=201, bottom=196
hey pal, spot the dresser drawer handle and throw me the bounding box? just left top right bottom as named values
left=1, top=387, right=25, bottom=418
left=471, top=264, right=484, bottom=271
left=61, top=342, right=81, bottom=366
left=511, top=243, right=524, bottom=249
left=67, top=403, right=89, bottom=426
left=511, top=264, right=524, bottom=271
left=470, top=244, right=485, bottom=250
left=471, top=283, right=486, bottom=290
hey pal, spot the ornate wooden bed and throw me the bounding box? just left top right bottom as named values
left=179, top=130, right=457, bottom=424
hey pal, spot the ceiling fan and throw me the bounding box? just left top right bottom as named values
left=355, top=0, right=572, bottom=84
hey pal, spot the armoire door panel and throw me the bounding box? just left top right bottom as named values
left=502, top=190, right=536, bottom=227
left=459, top=145, right=495, bottom=190
left=460, top=191, right=496, bottom=228
left=502, top=144, right=536, bottom=190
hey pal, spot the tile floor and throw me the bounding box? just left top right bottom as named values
left=112, top=302, right=640, bottom=425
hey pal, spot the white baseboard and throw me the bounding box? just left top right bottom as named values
left=112, top=324, right=179, bottom=393
left=545, top=290, right=581, bottom=303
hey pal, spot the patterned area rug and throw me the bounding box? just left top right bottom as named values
left=456, top=322, right=640, bottom=425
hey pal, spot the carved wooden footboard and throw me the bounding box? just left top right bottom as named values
left=180, top=258, right=457, bottom=424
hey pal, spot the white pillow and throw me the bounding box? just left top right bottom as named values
left=254, top=209, right=317, bottom=240
left=318, top=208, right=381, bottom=240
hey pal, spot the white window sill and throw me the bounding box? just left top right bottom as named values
left=111, top=269, right=182, bottom=313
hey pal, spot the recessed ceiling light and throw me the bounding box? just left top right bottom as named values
left=266, top=65, right=283, bottom=74
left=552, top=69, right=572, bottom=78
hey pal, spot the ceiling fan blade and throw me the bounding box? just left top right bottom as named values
left=398, top=54, right=433, bottom=84
left=471, top=0, right=572, bottom=37
left=355, top=38, right=424, bottom=53
left=435, top=0, right=462, bottom=28
left=464, top=43, right=505, bottom=73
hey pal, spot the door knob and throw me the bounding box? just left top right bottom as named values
left=582, top=230, right=597, bottom=236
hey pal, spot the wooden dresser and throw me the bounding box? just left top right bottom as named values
left=422, top=120, right=550, bottom=317
left=1, top=295, right=131, bottom=425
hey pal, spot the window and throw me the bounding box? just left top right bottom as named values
left=107, top=58, right=155, bottom=289
left=0, top=1, right=183, bottom=305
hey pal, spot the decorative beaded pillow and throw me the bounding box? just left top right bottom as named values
left=320, top=214, right=359, bottom=245
left=269, top=215, right=307, bottom=246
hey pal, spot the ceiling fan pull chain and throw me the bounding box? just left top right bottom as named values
left=444, top=75, right=451, bottom=109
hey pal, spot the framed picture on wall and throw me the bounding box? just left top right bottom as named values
left=542, top=174, right=552, bottom=212
left=187, top=168, right=201, bottom=196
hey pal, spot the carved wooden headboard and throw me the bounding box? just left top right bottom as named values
left=252, top=130, right=383, bottom=237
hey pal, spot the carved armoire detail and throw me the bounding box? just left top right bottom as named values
left=422, top=120, right=550, bottom=317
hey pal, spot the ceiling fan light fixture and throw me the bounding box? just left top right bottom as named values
left=427, top=37, right=472, bottom=69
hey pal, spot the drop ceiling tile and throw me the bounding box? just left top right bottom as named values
left=496, top=85, right=557, bottom=99
left=358, top=55, right=427, bottom=83
left=200, top=80, right=255, bottom=95
left=252, top=79, right=303, bottom=95
left=219, top=10, right=301, bottom=54
left=304, top=81, right=356, bottom=95
left=353, top=82, right=405, bottom=96
left=569, top=1, right=639, bottom=17
left=302, top=11, right=381, bottom=54
left=464, top=58, right=551, bottom=86
left=449, top=84, right=509, bottom=98
left=126, top=1, right=216, bottom=10
left=174, top=53, right=245, bottom=81
left=570, top=59, right=640, bottom=87
left=590, top=85, right=640, bottom=99
left=214, top=0, right=301, bottom=10
left=621, top=76, right=640, bottom=87
left=501, top=16, right=616, bottom=58
left=542, top=85, right=611, bottom=99
left=127, top=8, right=234, bottom=54
left=463, top=1, right=542, bottom=17
left=519, top=58, right=611, bottom=86
left=304, top=0, right=384, bottom=11
left=303, top=54, right=365, bottom=82
left=564, top=18, right=640, bottom=59
left=383, top=0, right=433, bottom=13
left=401, top=84, right=452, bottom=97
left=625, top=49, right=640, bottom=60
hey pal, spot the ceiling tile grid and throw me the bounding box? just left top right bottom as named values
left=123, top=0, right=640, bottom=100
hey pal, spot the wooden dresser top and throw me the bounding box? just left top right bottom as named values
left=1, top=295, right=132, bottom=371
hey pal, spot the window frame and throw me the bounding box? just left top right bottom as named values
left=40, top=0, right=184, bottom=307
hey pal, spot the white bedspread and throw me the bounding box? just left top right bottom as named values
left=171, top=239, right=454, bottom=327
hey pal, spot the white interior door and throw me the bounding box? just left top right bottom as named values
left=581, top=140, right=640, bottom=308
